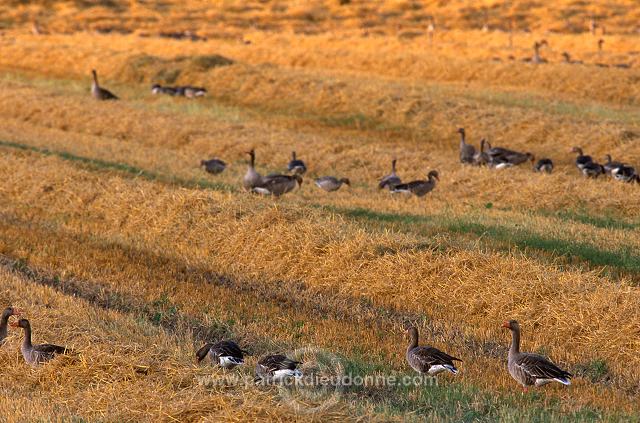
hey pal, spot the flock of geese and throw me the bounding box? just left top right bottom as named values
left=459, top=128, right=639, bottom=182
left=1, top=306, right=572, bottom=391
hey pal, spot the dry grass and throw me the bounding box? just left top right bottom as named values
left=0, top=1, right=639, bottom=421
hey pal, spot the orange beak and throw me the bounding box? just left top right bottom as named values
left=501, top=321, right=511, bottom=329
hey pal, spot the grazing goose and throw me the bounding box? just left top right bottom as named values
left=406, top=326, right=461, bottom=376
left=0, top=307, right=21, bottom=346
left=571, top=147, right=592, bottom=170
left=91, top=70, right=118, bottom=101
left=151, top=84, right=178, bottom=96
left=581, top=161, right=605, bottom=178
left=287, top=152, right=307, bottom=175
left=196, top=340, right=249, bottom=369
left=10, top=319, right=71, bottom=366
left=533, top=158, right=553, bottom=174
left=502, top=320, right=572, bottom=392
left=378, top=159, right=402, bottom=190
left=243, top=149, right=263, bottom=191
left=201, top=158, right=226, bottom=175
left=253, top=174, right=303, bottom=197
left=392, top=170, right=439, bottom=197
left=561, top=52, right=583, bottom=65
left=457, top=128, right=477, bottom=164
left=315, top=176, right=350, bottom=192
left=255, top=354, right=303, bottom=383
left=611, top=164, right=637, bottom=183
left=603, top=155, right=624, bottom=176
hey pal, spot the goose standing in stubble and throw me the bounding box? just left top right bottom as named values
left=287, top=151, right=307, bottom=175
left=201, top=158, right=226, bottom=175
left=315, top=176, right=350, bottom=192
left=243, top=149, right=263, bottom=191
left=603, top=154, right=624, bottom=176
left=457, top=128, right=477, bottom=164
left=392, top=170, right=439, bottom=197
left=406, top=326, right=461, bottom=376
left=91, top=70, right=118, bottom=100
left=196, top=340, right=249, bottom=369
left=502, top=320, right=572, bottom=392
left=253, top=174, right=303, bottom=197
left=378, top=159, right=402, bottom=190
left=571, top=147, right=592, bottom=170
left=0, top=307, right=21, bottom=346
left=11, top=319, right=72, bottom=365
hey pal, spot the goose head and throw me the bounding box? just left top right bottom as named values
left=9, top=318, right=30, bottom=330
left=340, top=178, right=351, bottom=186
left=501, top=320, right=520, bottom=331
left=562, top=52, right=571, bottom=62
left=457, top=127, right=465, bottom=136
left=428, top=170, right=439, bottom=181
left=2, top=307, right=22, bottom=320
left=571, top=146, right=583, bottom=156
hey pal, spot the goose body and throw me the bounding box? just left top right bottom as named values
left=406, top=327, right=461, bottom=376
left=91, top=70, right=118, bottom=101
left=0, top=307, right=21, bottom=346
left=196, top=340, right=248, bottom=369
left=379, top=159, right=402, bottom=190
left=571, top=147, right=593, bottom=170
left=287, top=152, right=307, bottom=175
left=581, top=162, right=604, bottom=178
left=315, top=176, right=350, bottom=192
left=201, top=158, right=226, bottom=175
left=253, top=174, right=303, bottom=197
left=603, top=155, right=624, bottom=176
left=502, top=320, right=572, bottom=390
left=612, top=165, right=637, bottom=182
left=151, top=84, right=178, bottom=96
left=11, top=319, right=71, bottom=365
left=182, top=86, right=207, bottom=98
left=457, top=128, right=477, bottom=164
left=243, top=150, right=263, bottom=190
left=255, top=354, right=303, bottom=383
left=392, top=170, right=439, bottom=197
left=533, top=158, right=553, bottom=173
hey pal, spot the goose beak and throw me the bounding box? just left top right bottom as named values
left=501, top=321, right=511, bottom=329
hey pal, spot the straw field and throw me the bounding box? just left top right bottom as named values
left=0, top=1, right=638, bottom=421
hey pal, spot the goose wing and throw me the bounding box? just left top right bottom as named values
left=514, top=353, right=572, bottom=382
left=411, top=346, right=461, bottom=367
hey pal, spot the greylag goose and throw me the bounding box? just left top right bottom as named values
left=406, top=326, right=461, bottom=376
left=473, top=139, right=490, bottom=166
left=196, top=340, right=249, bottom=369
left=0, top=307, right=21, bottom=346
left=253, top=174, right=303, bottom=197
left=457, top=128, right=477, bottom=164
left=571, top=147, right=592, bottom=170
left=151, top=84, right=178, bottom=96
left=502, top=320, right=572, bottom=391
left=581, top=161, right=605, bottom=178
left=91, top=70, right=118, bottom=101
left=533, top=157, right=553, bottom=173
left=255, top=354, right=303, bottom=383
left=315, top=176, right=350, bottom=192
left=182, top=86, right=207, bottom=98
left=505, top=152, right=534, bottom=166
left=10, top=319, right=71, bottom=365
left=603, top=154, right=624, bottom=175
left=611, top=164, right=637, bottom=183
left=201, top=158, right=226, bottom=175
left=391, top=170, right=439, bottom=197
left=243, top=149, right=263, bottom=191
left=561, top=52, right=583, bottom=65
left=287, top=152, right=307, bottom=175
left=378, top=159, right=402, bottom=190
left=523, top=40, right=547, bottom=64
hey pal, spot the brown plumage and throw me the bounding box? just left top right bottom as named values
left=254, top=354, right=303, bottom=383
left=391, top=170, right=439, bottom=197
left=91, top=70, right=118, bottom=101
left=196, top=340, right=249, bottom=369
left=378, top=159, right=402, bottom=190
left=10, top=319, right=72, bottom=366
left=502, top=320, right=572, bottom=391
left=252, top=174, right=302, bottom=197
left=406, top=326, right=461, bottom=376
